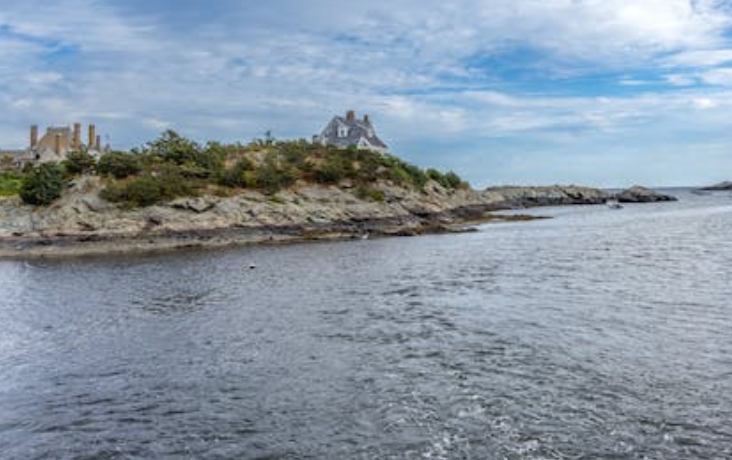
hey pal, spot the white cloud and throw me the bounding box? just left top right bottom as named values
left=700, top=67, right=732, bottom=85
left=664, top=48, right=732, bottom=67
left=2, top=0, right=732, bottom=186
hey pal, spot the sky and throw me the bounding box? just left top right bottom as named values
left=2, top=0, right=732, bottom=187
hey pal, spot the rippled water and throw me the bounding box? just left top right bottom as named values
left=1, top=190, right=732, bottom=459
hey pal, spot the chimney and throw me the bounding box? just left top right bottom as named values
left=363, top=114, right=370, bottom=125
left=346, top=110, right=355, bottom=121
left=96, top=135, right=101, bottom=151
left=30, top=125, right=38, bottom=148
left=54, top=133, right=62, bottom=155
left=73, top=123, right=81, bottom=150
left=88, top=124, right=96, bottom=150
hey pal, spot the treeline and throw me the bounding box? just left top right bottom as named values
left=1, top=130, right=469, bottom=206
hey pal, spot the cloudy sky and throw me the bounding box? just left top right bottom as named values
left=2, top=0, right=732, bottom=187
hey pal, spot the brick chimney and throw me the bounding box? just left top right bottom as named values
left=73, top=123, right=81, bottom=150
left=363, top=114, right=370, bottom=125
left=88, top=124, right=96, bottom=150
left=346, top=110, right=355, bottom=121
left=30, top=125, right=38, bottom=148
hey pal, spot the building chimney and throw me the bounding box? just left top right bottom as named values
left=30, top=125, right=38, bottom=148
left=88, top=124, right=96, bottom=150
left=95, top=135, right=101, bottom=151
left=54, top=133, right=62, bottom=155
left=363, top=114, right=370, bottom=125
left=73, top=123, right=81, bottom=150
left=346, top=110, right=355, bottom=121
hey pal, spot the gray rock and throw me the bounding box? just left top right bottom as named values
left=700, top=181, right=732, bottom=191
left=614, top=186, right=677, bottom=203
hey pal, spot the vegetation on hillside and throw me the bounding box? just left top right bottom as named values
left=0, top=171, right=23, bottom=197
left=2, top=130, right=469, bottom=207
left=19, top=163, right=65, bottom=205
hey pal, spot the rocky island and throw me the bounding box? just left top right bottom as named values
left=0, top=132, right=676, bottom=258
left=700, top=181, right=732, bottom=191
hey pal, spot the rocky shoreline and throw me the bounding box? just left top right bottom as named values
left=0, top=179, right=676, bottom=258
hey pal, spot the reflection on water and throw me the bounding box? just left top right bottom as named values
left=1, top=190, right=731, bottom=459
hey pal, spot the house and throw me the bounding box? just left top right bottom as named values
left=0, top=123, right=106, bottom=168
left=313, top=110, right=388, bottom=154
left=30, top=123, right=103, bottom=162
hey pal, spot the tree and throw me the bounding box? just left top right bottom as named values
left=146, top=130, right=201, bottom=165
left=98, top=151, right=142, bottom=179
left=19, top=163, right=65, bottom=205
left=64, top=150, right=96, bottom=176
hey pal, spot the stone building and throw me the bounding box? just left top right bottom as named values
left=313, top=110, right=388, bottom=154
left=0, top=123, right=106, bottom=168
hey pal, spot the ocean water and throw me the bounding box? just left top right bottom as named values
left=1, top=189, right=731, bottom=459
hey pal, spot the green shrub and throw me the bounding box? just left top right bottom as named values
left=0, top=172, right=22, bottom=197
left=63, top=150, right=96, bottom=176
left=276, top=140, right=313, bottom=169
left=101, top=167, right=194, bottom=207
left=426, top=168, right=443, bottom=182
left=355, top=186, right=385, bottom=202
left=441, top=171, right=465, bottom=189
left=401, top=163, right=428, bottom=188
left=98, top=151, right=142, bottom=179
left=314, top=150, right=356, bottom=184
left=109, top=176, right=164, bottom=207
left=19, top=163, right=65, bottom=205
left=147, top=130, right=201, bottom=165
left=253, top=157, right=294, bottom=194
left=425, top=168, right=467, bottom=190
left=218, top=158, right=254, bottom=188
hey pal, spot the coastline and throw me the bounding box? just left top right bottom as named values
left=0, top=181, right=675, bottom=259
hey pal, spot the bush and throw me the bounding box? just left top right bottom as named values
left=19, top=163, right=65, bottom=205
left=147, top=130, right=201, bottom=165
left=313, top=150, right=355, bottom=184
left=64, top=150, right=96, bottom=176
left=98, top=151, right=142, bottom=179
left=253, top=157, right=294, bottom=194
left=104, top=176, right=163, bottom=207
left=401, top=163, right=428, bottom=188
left=101, top=167, right=194, bottom=207
left=0, top=172, right=22, bottom=197
left=218, top=158, right=254, bottom=188
left=425, top=168, right=467, bottom=190
left=355, top=186, right=385, bottom=202
left=441, top=171, right=465, bottom=189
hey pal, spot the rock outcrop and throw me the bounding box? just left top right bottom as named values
left=0, top=177, right=502, bottom=257
left=483, top=185, right=611, bottom=207
left=0, top=178, right=678, bottom=258
left=614, top=186, right=677, bottom=203
left=700, top=181, right=732, bottom=191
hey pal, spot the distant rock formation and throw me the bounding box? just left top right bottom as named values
left=482, top=185, right=676, bottom=207
left=483, top=185, right=610, bottom=207
left=700, top=181, right=732, bottom=191
left=614, top=186, right=677, bottom=203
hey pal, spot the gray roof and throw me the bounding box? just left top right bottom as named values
left=317, top=114, right=388, bottom=151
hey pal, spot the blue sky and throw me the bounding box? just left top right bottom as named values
left=2, top=0, right=732, bottom=187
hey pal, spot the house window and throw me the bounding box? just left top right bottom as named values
left=337, top=126, right=348, bottom=137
